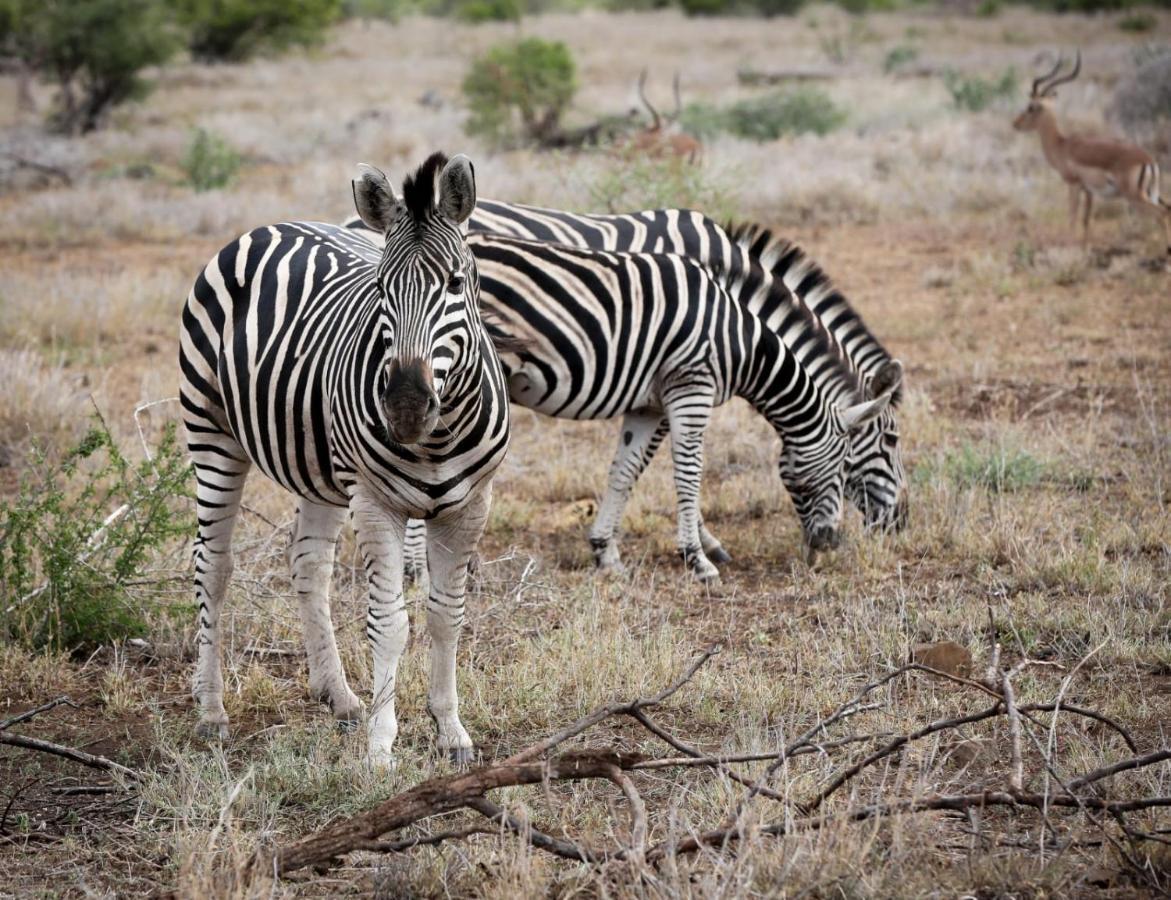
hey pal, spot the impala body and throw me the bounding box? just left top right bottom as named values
left=1014, top=52, right=1170, bottom=256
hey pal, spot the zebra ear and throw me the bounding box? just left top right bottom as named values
left=866, top=358, right=904, bottom=401
left=352, top=164, right=399, bottom=233
left=839, top=393, right=891, bottom=433
left=436, top=154, right=476, bottom=225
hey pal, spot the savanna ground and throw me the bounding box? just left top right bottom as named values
left=2, top=5, right=1170, bottom=897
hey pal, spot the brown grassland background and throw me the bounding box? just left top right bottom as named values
left=1, top=5, right=1170, bottom=897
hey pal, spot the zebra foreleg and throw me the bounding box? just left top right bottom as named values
left=189, top=443, right=250, bottom=741
left=590, top=412, right=668, bottom=572
left=424, top=486, right=490, bottom=766
left=664, top=382, right=720, bottom=581
left=290, top=500, right=361, bottom=727
left=351, top=489, right=409, bottom=770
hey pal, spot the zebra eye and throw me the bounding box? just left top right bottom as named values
left=447, top=273, right=465, bottom=295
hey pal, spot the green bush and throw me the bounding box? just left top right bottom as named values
left=883, top=44, right=919, bottom=74
left=943, top=444, right=1046, bottom=493
left=942, top=67, right=1017, bottom=112
left=175, top=0, right=341, bottom=63
left=454, top=0, right=521, bottom=19
left=587, top=156, right=737, bottom=223
left=462, top=38, right=576, bottom=146
left=0, top=423, right=193, bottom=654
left=1118, top=10, right=1157, bottom=31
left=0, top=0, right=180, bottom=134
left=677, top=0, right=807, bottom=14
left=182, top=128, right=242, bottom=192
left=681, top=88, right=846, bottom=141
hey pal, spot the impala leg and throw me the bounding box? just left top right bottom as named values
left=663, top=380, right=719, bottom=581
left=189, top=437, right=250, bottom=741
left=1067, top=182, right=1081, bottom=237
left=425, top=485, right=491, bottom=765
left=350, top=489, right=408, bottom=770
left=1081, top=189, right=1094, bottom=251
left=590, top=412, right=668, bottom=572
left=290, top=500, right=361, bottom=725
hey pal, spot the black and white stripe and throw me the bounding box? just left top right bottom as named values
left=180, top=153, right=508, bottom=765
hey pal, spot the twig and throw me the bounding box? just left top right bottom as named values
left=0, top=733, right=140, bottom=782
left=354, top=824, right=494, bottom=854
left=466, top=796, right=606, bottom=862
left=1003, top=667, right=1025, bottom=792
left=1068, top=748, right=1171, bottom=792
left=0, top=697, right=77, bottom=732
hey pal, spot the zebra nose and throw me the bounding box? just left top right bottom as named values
left=383, top=358, right=437, bottom=444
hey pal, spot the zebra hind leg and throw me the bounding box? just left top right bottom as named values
left=698, top=514, right=732, bottom=565
left=664, top=382, right=720, bottom=582
left=402, top=518, right=429, bottom=590
left=189, top=438, right=251, bottom=741
left=290, top=499, right=362, bottom=728
left=590, top=412, right=668, bottom=573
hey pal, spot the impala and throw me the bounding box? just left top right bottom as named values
left=625, top=70, right=702, bottom=164
left=1014, top=51, right=1170, bottom=257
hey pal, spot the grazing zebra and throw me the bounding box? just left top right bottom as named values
left=180, top=153, right=509, bottom=766
left=346, top=203, right=904, bottom=574
left=479, top=234, right=889, bottom=577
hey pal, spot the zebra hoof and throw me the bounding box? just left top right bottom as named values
left=447, top=745, right=477, bottom=767
left=195, top=719, right=229, bottom=742
left=708, top=546, right=732, bottom=565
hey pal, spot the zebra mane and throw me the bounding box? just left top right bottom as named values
left=725, top=219, right=901, bottom=407
left=401, top=151, right=450, bottom=223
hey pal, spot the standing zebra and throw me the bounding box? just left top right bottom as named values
left=474, top=234, right=892, bottom=577
left=180, top=153, right=509, bottom=766
left=346, top=201, right=906, bottom=536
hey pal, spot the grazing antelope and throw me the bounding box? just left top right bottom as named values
left=626, top=70, right=702, bottom=163
left=1014, top=51, right=1171, bottom=256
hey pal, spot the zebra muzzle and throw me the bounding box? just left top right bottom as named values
left=383, top=358, right=439, bottom=444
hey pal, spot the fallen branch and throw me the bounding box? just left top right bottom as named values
left=0, top=732, right=141, bottom=782
left=0, top=697, right=77, bottom=732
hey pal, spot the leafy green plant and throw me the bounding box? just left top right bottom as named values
left=883, top=44, right=918, bottom=75
left=462, top=38, right=576, bottom=146
left=455, top=0, right=521, bottom=19
left=942, top=67, right=1017, bottom=112
left=943, top=444, right=1047, bottom=493
left=175, top=0, right=341, bottom=62
left=182, top=128, right=242, bottom=192
left=0, top=0, right=180, bottom=134
left=1118, top=10, right=1157, bottom=32
left=0, top=422, right=194, bottom=654
left=586, top=156, right=737, bottom=222
left=681, top=88, right=846, bottom=141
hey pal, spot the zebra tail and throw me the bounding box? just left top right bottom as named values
left=482, top=310, right=534, bottom=356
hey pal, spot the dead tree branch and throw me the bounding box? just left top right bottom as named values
left=0, top=732, right=140, bottom=782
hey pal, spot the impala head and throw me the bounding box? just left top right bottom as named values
left=1014, top=50, right=1080, bottom=132
left=844, top=359, right=908, bottom=532
left=352, top=152, right=478, bottom=445
left=778, top=389, right=895, bottom=563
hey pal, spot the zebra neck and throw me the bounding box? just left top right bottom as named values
left=736, top=324, right=854, bottom=440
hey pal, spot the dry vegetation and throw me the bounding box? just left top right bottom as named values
left=1, top=5, right=1170, bottom=898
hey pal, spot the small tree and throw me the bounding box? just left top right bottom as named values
left=175, top=0, right=342, bottom=63
left=1, top=0, right=179, bottom=134
left=462, top=38, right=576, bottom=147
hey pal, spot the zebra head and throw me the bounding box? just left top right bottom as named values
left=352, top=152, right=478, bottom=446
left=844, top=359, right=908, bottom=533
left=778, top=389, right=895, bottom=563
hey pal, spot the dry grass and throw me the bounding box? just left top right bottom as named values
left=1, top=5, right=1169, bottom=898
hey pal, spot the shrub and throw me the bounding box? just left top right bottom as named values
left=587, top=156, right=737, bottom=223
left=1117, top=11, right=1157, bottom=32
left=175, top=0, right=341, bottom=63
left=943, top=444, right=1046, bottom=493
left=681, top=88, right=846, bottom=141
left=463, top=38, right=576, bottom=147
left=942, top=67, right=1017, bottom=112
left=454, top=0, right=521, bottom=19
left=182, top=128, right=242, bottom=192
left=883, top=44, right=919, bottom=75
left=0, top=422, right=193, bottom=654
left=0, top=0, right=180, bottom=134
left=678, top=0, right=807, bottom=14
